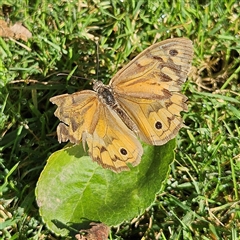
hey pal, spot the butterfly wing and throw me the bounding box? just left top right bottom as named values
left=50, top=92, right=143, bottom=172
left=110, top=38, right=193, bottom=145
left=50, top=91, right=99, bottom=144
left=112, top=94, right=187, bottom=145
left=85, top=102, right=143, bottom=172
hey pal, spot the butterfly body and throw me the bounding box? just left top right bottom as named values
left=50, top=38, right=193, bottom=172
left=93, top=81, right=115, bottom=106
left=93, top=80, right=139, bottom=133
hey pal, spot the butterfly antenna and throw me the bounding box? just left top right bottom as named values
left=57, top=73, right=92, bottom=83
left=95, top=38, right=100, bottom=81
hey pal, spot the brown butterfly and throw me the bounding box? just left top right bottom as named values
left=50, top=38, right=193, bottom=172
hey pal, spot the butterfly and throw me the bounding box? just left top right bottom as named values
left=50, top=38, right=193, bottom=173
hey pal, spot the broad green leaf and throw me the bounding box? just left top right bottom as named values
left=36, top=139, right=175, bottom=236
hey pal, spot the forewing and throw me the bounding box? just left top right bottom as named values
left=50, top=90, right=99, bottom=144
left=110, top=38, right=193, bottom=98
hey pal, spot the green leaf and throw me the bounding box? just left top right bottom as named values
left=36, top=139, right=175, bottom=236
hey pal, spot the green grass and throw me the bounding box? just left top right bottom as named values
left=0, top=0, right=239, bottom=239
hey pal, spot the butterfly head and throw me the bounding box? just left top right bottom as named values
left=93, top=80, right=105, bottom=91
